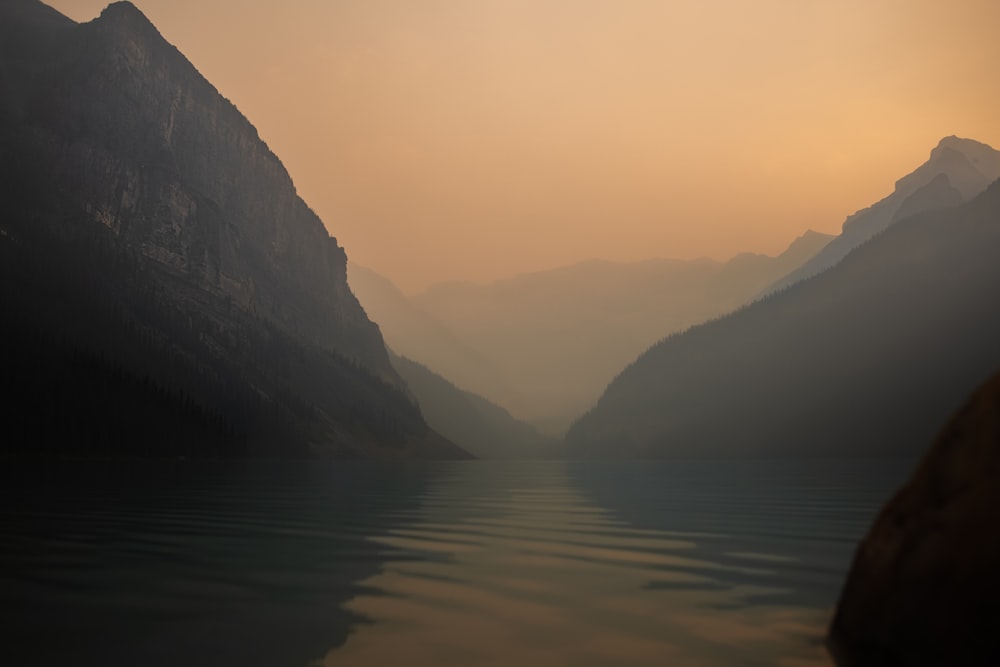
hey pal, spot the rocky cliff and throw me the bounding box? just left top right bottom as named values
left=828, top=370, right=1000, bottom=666
left=3, top=0, right=389, bottom=376
left=0, top=0, right=464, bottom=458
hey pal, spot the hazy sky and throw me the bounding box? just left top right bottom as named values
left=48, top=0, right=1000, bottom=291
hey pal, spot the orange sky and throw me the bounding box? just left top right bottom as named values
left=48, top=0, right=1000, bottom=292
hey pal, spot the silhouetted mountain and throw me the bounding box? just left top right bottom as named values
left=403, top=230, right=830, bottom=434
left=389, top=353, right=557, bottom=459
left=347, top=263, right=518, bottom=411
left=768, top=136, right=1000, bottom=293
left=828, top=370, right=1000, bottom=667
left=565, top=179, right=1000, bottom=459
left=0, top=1, right=465, bottom=459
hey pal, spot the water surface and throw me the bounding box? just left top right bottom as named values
left=1, top=459, right=910, bottom=666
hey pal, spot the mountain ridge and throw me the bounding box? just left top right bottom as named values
left=0, top=0, right=465, bottom=458
left=409, top=229, right=832, bottom=432
left=351, top=229, right=831, bottom=435
left=768, top=136, right=1000, bottom=294
left=566, top=177, right=1000, bottom=459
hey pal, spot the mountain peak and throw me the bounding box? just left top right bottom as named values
left=765, top=136, right=999, bottom=295
left=796, top=229, right=829, bottom=241
left=936, top=135, right=981, bottom=150
left=99, top=1, right=145, bottom=21
left=0, top=0, right=464, bottom=458
left=0, top=0, right=75, bottom=35
left=94, top=1, right=161, bottom=39
left=930, top=135, right=999, bottom=165
left=779, top=229, right=834, bottom=261
left=889, top=135, right=1000, bottom=201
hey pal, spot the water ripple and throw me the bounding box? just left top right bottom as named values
left=0, top=459, right=909, bottom=667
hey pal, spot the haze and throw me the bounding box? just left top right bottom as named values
left=48, top=0, right=1000, bottom=291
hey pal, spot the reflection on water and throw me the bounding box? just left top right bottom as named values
left=0, top=460, right=909, bottom=667
left=0, top=462, right=426, bottom=667
left=316, top=461, right=907, bottom=667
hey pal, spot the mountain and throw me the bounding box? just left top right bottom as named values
left=828, top=370, right=1000, bottom=667
left=767, top=136, right=1000, bottom=294
left=347, top=263, right=518, bottom=410
left=389, top=353, right=556, bottom=460
left=0, top=1, right=466, bottom=459
left=403, top=230, right=831, bottom=434
left=565, top=179, right=1000, bottom=459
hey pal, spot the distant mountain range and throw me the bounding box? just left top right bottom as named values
left=351, top=230, right=832, bottom=434
left=565, top=176, right=1000, bottom=459
left=0, top=1, right=465, bottom=458
left=767, top=136, right=1000, bottom=294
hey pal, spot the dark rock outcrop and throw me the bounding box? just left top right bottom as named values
left=828, top=370, right=1000, bottom=666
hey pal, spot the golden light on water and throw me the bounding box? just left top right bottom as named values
left=312, top=465, right=835, bottom=667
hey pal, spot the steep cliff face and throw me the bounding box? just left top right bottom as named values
left=828, top=371, right=1000, bottom=667
left=0, top=1, right=465, bottom=458
left=4, top=0, right=388, bottom=377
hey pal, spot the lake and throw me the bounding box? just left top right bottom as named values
left=0, top=459, right=912, bottom=666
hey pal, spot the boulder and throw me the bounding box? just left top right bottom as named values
left=828, top=370, right=1000, bottom=666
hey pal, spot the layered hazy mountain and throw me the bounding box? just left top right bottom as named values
left=565, top=179, right=1000, bottom=459
left=767, top=136, right=1000, bottom=294
left=389, top=353, right=556, bottom=460
left=352, top=231, right=831, bottom=434
left=347, top=263, right=517, bottom=410
left=0, top=1, right=465, bottom=458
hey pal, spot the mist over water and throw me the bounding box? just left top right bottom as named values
left=2, top=459, right=911, bottom=666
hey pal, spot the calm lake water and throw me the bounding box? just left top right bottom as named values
left=1, top=459, right=912, bottom=667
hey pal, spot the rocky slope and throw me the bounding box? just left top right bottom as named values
left=0, top=1, right=465, bottom=458
left=828, top=370, right=1000, bottom=666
